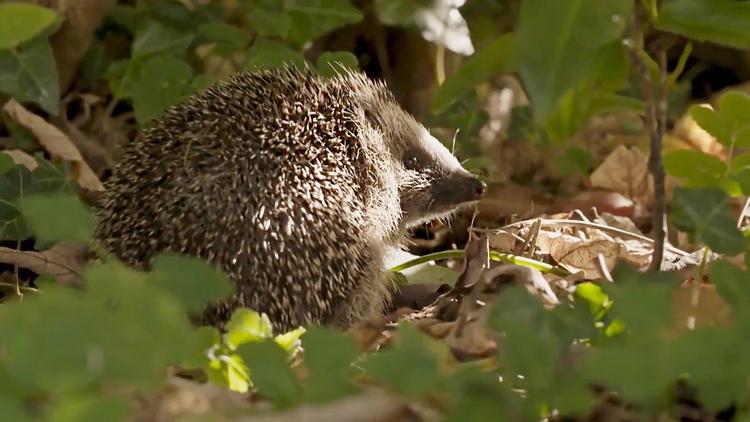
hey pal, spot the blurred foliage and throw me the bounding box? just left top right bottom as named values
left=2, top=0, right=750, bottom=420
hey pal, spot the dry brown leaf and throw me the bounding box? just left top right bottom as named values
left=0, top=243, right=86, bottom=285
left=671, top=106, right=726, bottom=158
left=2, top=99, right=104, bottom=191
left=2, top=149, right=38, bottom=171
left=549, top=238, right=620, bottom=280
left=589, top=145, right=652, bottom=205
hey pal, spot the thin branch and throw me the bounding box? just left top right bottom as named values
left=625, top=8, right=668, bottom=271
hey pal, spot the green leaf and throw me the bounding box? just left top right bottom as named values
left=0, top=154, right=15, bottom=174
left=286, top=0, right=363, bottom=45
left=0, top=165, right=34, bottom=240
left=374, top=0, right=423, bottom=26
left=587, top=93, right=645, bottom=115
left=711, top=261, right=750, bottom=320
left=432, top=33, right=518, bottom=114
left=31, top=155, right=75, bottom=193
left=316, top=51, right=358, bottom=77
left=556, top=146, right=593, bottom=176
left=236, top=340, right=301, bottom=407
left=224, top=308, right=274, bottom=349
left=131, top=20, right=193, bottom=58
left=0, top=36, right=60, bottom=115
left=362, top=324, right=444, bottom=398
left=656, top=0, right=750, bottom=50
left=517, top=0, right=632, bottom=121
left=0, top=397, right=33, bottom=422
left=0, top=261, right=194, bottom=393
left=274, top=326, right=306, bottom=352
left=245, top=39, right=307, bottom=70
left=732, top=168, right=750, bottom=195
left=242, top=0, right=292, bottom=37
left=301, top=327, right=359, bottom=402
left=663, top=149, right=726, bottom=186
left=150, top=253, right=234, bottom=313
left=575, top=281, right=610, bottom=317
left=48, top=395, right=129, bottom=422
left=671, top=327, right=750, bottom=409
left=128, top=54, right=193, bottom=124
left=717, top=90, right=750, bottom=133
left=19, top=193, right=93, bottom=244
left=691, top=91, right=750, bottom=149
left=181, top=325, right=221, bottom=370
left=579, top=337, right=676, bottom=407
left=0, top=3, right=58, bottom=50
left=606, top=265, right=680, bottom=335
left=689, top=104, right=730, bottom=144
left=206, top=353, right=251, bottom=393
left=671, top=187, right=746, bottom=255
left=198, top=22, right=250, bottom=54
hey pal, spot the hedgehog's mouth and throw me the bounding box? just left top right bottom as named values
left=403, top=199, right=482, bottom=230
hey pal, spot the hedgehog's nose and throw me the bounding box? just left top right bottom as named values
left=470, top=178, right=487, bottom=199
left=433, top=173, right=487, bottom=206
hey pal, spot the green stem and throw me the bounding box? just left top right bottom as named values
left=388, top=249, right=571, bottom=278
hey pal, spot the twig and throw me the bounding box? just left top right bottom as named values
left=493, top=218, right=690, bottom=256
left=624, top=8, right=668, bottom=271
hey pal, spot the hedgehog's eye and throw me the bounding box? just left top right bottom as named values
left=403, top=154, right=419, bottom=170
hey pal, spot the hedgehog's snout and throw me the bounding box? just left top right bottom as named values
left=431, top=171, right=486, bottom=207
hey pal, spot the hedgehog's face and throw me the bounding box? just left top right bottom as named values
left=395, top=125, right=486, bottom=229
left=358, top=84, right=486, bottom=230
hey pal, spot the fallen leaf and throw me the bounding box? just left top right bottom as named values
left=550, top=237, right=620, bottom=280
left=0, top=242, right=86, bottom=284
left=590, top=145, right=652, bottom=206
left=2, top=98, right=104, bottom=191
left=2, top=149, right=37, bottom=170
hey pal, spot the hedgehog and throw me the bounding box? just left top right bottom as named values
left=94, top=66, right=486, bottom=332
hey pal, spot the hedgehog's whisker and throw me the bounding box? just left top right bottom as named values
left=451, top=128, right=459, bottom=156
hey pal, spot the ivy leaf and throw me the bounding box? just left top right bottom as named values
left=224, top=308, right=274, bottom=349
left=0, top=3, right=59, bottom=50
left=242, top=0, right=291, bottom=37
left=245, top=39, right=307, bottom=70
left=131, top=20, right=193, bottom=58
left=663, top=149, right=726, bottom=187
left=206, top=353, right=250, bottom=393
left=0, top=261, right=195, bottom=393
left=236, top=340, right=301, bottom=407
left=671, top=327, right=750, bottom=409
left=198, top=22, right=250, bottom=55
left=48, top=396, right=129, bottom=422
left=671, top=187, right=746, bottom=255
left=580, top=337, right=676, bottom=407
left=0, top=397, right=33, bottom=422
left=286, top=0, right=363, bottom=46
left=19, top=193, right=94, bottom=244
left=150, top=253, right=234, bottom=313
left=605, top=265, right=680, bottom=335
left=0, top=36, right=60, bottom=115
left=374, top=0, right=423, bottom=26
left=301, top=327, right=360, bottom=402
left=690, top=91, right=750, bottom=147
left=127, top=54, right=193, bottom=124
left=711, top=261, right=750, bottom=321
left=656, top=0, right=750, bottom=50
left=362, top=324, right=445, bottom=398
left=432, top=33, right=518, bottom=114
left=557, top=146, right=593, bottom=176
left=517, top=0, right=632, bottom=121
left=0, top=165, right=33, bottom=240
